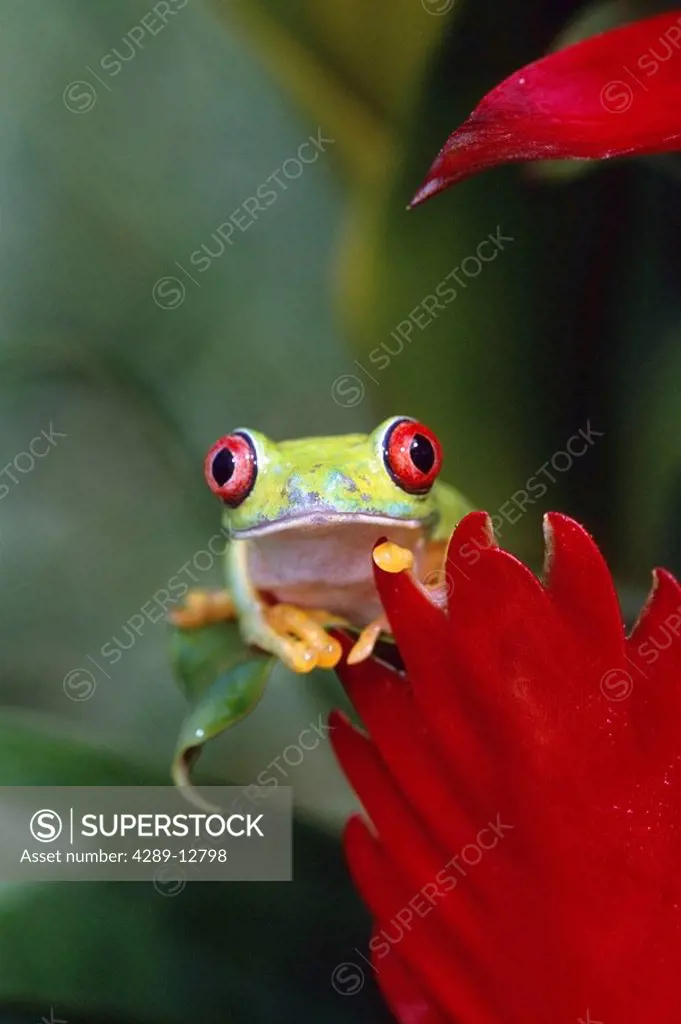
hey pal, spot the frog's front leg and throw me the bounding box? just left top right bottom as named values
left=228, top=540, right=347, bottom=674
left=169, top=589, right=237, bottom=629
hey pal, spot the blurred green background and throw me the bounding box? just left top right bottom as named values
left=1, top=0, right=680, bottom=1020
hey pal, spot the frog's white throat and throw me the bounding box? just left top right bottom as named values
left=242, top=518, right=428, bottom=627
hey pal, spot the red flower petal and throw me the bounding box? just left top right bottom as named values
left=411, top=11, right=681, bottom=205
left=368, top=934, right=446, bottom=1024
left=332, top=512, right=681, bottom=1022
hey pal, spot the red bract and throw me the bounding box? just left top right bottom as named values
left=411, top=11, right=681, bottom=206
left=331, top=512, right=681, bottom=1023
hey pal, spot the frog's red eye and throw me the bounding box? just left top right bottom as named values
left=204, top=431, right=257, bottom=507
left=383, top=418, right=442, bottom=494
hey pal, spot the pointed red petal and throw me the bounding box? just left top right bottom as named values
left=627, top=568, right=681, bottom=755
left=344, top=815, right=496, bottom=1022
left=329, top=660, right=474, bottom=846
left=411, top=11, right=681, bottom=205
left=543, top=513, right=624, bottom=661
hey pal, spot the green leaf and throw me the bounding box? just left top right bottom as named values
left=171, top=624, right=275, bottom=790
left=170, top=620, right=250, bottom=704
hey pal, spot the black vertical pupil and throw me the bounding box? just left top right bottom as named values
left=212, top=447, right=235, bottom=486
left=409, top=434, right=435, bottom=474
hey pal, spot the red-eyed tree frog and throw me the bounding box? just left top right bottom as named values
left=171, top=416, right=472, bottom=673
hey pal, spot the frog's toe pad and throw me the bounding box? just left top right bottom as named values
left=372, top=540, right=414, bottom=574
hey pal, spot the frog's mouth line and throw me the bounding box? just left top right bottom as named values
left=230, top=511, right=433, bottom=539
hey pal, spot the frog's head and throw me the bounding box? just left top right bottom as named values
left=203, top=416, right=444, bottom=538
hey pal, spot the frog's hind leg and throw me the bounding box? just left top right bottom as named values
left=169, top=589, right=236, bottom=629
left=347, top=615, right=389, bottom=665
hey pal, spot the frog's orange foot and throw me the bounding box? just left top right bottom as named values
left=168, top=589, right=236, bottom=629
left=265, top=603, right=349, bottom=673
left=347, top=614, right=390, bottom=665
